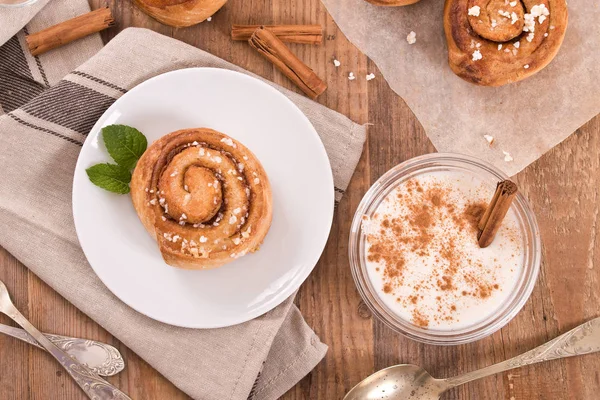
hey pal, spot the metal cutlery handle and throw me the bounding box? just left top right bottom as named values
left=6, top=305, right=131, bottom=400
left=445, top=317, right=600, bottom=387
left=0, top=324, right=124, bottom=377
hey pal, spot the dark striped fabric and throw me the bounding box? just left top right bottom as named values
left=22, top=79, right=116, bottom=135
left=22, top=27, right=49, bottom=87
left=71, top=70, right=127, bottom=94
left=7, top=113, right=83, bottom=146
left=0, top=35, right=46, bottom=112
left=247, top=371, right=262, bottom=400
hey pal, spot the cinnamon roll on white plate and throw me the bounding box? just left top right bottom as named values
left=72, top=68, right=334, bottom=328
left=131, top=128, right=272, bottom=270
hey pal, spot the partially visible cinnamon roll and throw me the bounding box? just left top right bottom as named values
left=365, top=0, right=422, bottom=6
left=444, top=0, right=568, bottom=86
left=131, top=128, right=272, bottom=270
left=133, top=0, right=227, bottom=27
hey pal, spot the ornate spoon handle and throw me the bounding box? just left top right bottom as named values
left=445, top=317, right=600, bottom=387
left=5, top=304, right=131, bottom=400
left=0, top=323, right=125, bottom=377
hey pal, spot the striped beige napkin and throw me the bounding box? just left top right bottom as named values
left=0, top=1, right=366, bottom=400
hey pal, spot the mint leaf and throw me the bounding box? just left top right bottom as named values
left=86, top=163, right=131, bottom=194
left=102, top=125, right=147, bottom=170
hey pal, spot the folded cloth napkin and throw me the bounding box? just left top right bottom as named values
left=0, top=0, right=50, bottom=46
left=0, top=1, right=366, bottom=400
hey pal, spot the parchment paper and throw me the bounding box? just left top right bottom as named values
left=321, top=0, right=599, bottom=175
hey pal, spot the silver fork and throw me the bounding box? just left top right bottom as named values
left=0, top=279, right=131, bottom=400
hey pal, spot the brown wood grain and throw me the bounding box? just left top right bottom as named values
left=0, top=0, right=598, bottom=399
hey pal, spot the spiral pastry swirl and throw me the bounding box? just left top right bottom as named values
left=131, top=128, right=272, bottom=270
left=444, top=0, right=568, bottom=86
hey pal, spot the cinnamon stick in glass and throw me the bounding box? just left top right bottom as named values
left=248, top=26, right=327, bottom=100
left=232, top=24, right=323, bottom=45
left=26, top=8, right=114, bottom=56
left=478, top=180, right=518, bottom=248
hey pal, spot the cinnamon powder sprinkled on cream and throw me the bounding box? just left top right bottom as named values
left=365, top=174, right=523, bottom=330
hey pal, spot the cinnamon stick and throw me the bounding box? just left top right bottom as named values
left=248, top=27, right=327, bottom=99
left=26, top=8, right=114, bottom=56
left=232, top=24, right=323, bottom=45
left=478, top=180, right=518, bottom=248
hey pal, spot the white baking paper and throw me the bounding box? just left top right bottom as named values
left=321, top=0, right=599, bottom=175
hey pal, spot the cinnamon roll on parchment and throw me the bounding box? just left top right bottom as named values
left=131, top=128, right=272, bottom=270
left=444, top=0, right=568, bottom=86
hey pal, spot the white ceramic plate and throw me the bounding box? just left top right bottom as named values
left=72, top=68, right=334, bottom=328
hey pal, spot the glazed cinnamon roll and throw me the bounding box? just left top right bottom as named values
left=131, top=128, right=272, bottom=270
left=444, top=0, right=568, bottom=86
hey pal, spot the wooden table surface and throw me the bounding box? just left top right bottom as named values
left=1, top=1, right=599, bottom=399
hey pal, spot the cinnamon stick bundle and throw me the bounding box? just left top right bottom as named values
left=26, top=8, right=114, bottom=56
left=478, top=180, right=518, bottom=248
left=248, top=27, right=327, bottom=99
left=232, top=24, right=323, bottom=45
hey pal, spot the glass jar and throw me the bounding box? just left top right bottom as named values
left=349, top=153, right=541, bottom=345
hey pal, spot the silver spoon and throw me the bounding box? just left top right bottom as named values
left=0, top=279, right=131, bottom=400
left=0, top=323, right=125, bottom=376
left=345, top=317, right=600, bottom=400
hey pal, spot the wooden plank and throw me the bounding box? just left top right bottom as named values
left=0, top=0, right=597, bottom=398
left=0, top=248, right=29, bottom=399
left=270, top=0, right=376, bottom=398
left=507, top=118, right=600, bottom=399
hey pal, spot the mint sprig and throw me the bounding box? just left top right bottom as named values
left=86, top=124, right=148, bottom=194
left=86, top=163, right=132, bottom=194
left=102, top=125, right=148, bottom=170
